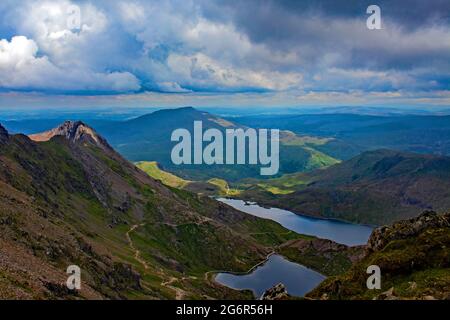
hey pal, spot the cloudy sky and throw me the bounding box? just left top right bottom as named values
left=0, top=0, right=449, bottom=109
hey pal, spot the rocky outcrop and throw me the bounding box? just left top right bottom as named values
left=261, top=283, right=289, bottom=300
left=367, top=211, right=450, bottom=253
left=306, top=210, right=450, bottom=300
left=0, top=124, right=9, bottom=144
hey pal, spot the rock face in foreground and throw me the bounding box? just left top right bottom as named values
left=367, top=211, right=450, bottom=253
left=261, top=283, right=290, bottom=300
left=0, top=124, right=8, bottom=144
left=307, top=211, right=450, bottom=300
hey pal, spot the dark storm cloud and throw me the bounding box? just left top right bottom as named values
left=0, top=0, right=449, bottom=98
left=203, top=0, right=450, bottom=36
left=201, top=0, right=450, bottom=71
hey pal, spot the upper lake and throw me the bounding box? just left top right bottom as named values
left=217, top=198, right=374, bottom=246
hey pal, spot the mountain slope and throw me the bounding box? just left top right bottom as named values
left=238, top=149, right=450, bottom=225
left=307, top=211, right=450, bottom=300
left=232, top=113, right=450, bottom=156
left=0, top=122, right=304, bottom=299
left=94, top=107, right=340, bottom=181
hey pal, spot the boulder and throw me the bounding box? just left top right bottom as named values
left=261, top=283, right=289, bottom=300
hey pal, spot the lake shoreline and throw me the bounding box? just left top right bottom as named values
left=211, top=253, right=327, bottom=299
left=237, top=197, right=379, bottom=229
left=217, top=198, right=374, bottom=246
left=205, top=252, right=276, bottom=300
left=211, top=198, right=372, bottom=298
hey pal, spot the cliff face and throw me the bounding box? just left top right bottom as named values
left=307, top=211, right=450, bottom=300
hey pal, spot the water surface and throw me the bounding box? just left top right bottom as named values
left=215, top=254, right=326, bottom=298
left=218, top=198, right=373, bottom=246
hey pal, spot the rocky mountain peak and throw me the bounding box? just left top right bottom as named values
left=51, top=121, right=94, bottom=142
left=29, top=121, right=110, bottom=149
left=367, top=211, right=450, bottom=253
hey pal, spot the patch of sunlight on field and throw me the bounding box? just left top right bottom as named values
left=136, top=161, right=190, bottom=188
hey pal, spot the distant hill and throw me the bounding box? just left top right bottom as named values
left=93, top=107, right=341, bottom=181
left=0, top=121, right=306, bottom=299
left=238, top=149, right=450, bottom=225
left=232, top=114, right=450, bottom=157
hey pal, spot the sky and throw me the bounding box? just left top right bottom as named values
left=0, top=0, right=449, bottom=109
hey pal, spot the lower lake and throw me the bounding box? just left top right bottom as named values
left=215, top=254, right=326, bottom=298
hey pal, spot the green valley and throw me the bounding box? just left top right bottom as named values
left=0, top=121, right=354, bottom=300
left=95, top=107, right=341, bottom=181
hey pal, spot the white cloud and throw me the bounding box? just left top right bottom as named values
left=167, top=52, right=302, bottom=91
left=0, top=0, right=449, bottom=99
left=156, top=81, right=192, bottom=93
left=0, top=36, right=140, bottom=92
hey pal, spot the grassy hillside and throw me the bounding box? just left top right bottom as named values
left=237, top=149, right=450, bottom=225
left=136, top=161, right=190, bottom=188
left=136, top=161, right=242, bottom=197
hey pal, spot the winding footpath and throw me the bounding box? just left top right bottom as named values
left=126, top=224, right=150, bottom=270
left=126, top=223, right=188, bottom=300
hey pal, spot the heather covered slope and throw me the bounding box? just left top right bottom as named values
left=307, top=212, right=450, bottom=300
left=0, top=122, right=304, bottom=299
left=238, top=150, right=450, bottom=225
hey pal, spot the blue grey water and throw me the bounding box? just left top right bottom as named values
left=215, top=254, right=326, bottom=298
left=217, top=198, right=373, bottom=246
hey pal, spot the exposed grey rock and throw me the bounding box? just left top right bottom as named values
left=261, top=283, right=289, bottom=300
left=29, top=120, right=113, bottom=151
left=376, top=287, right=399, bottom=300
left=367, top=211, right=450, bottom=253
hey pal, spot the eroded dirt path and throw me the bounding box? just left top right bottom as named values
left=126, top=224, right=188, bottom=300
left=126, top=224, right=150, bottom=270
left=161, top=277, right=188, bottom=300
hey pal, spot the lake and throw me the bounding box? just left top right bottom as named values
left=215, top=198, right=374, bottom=298
left=215, top=254, right=326, bottom=298
left=217, top=198, right=373, bottom=246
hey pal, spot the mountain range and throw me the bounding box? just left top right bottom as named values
left=1, top=115, right=449, bottom=300
left=91, top=107, right=343, bottom=181
left=237, top=149, right=450, bottom=225
left=0, top=121, right=312, bottom=299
